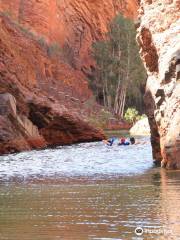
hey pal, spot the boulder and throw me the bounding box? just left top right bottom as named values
left=0, top=92, right=105, bottom=154
left=106, top=118, right=132, bottom=130
left=0, top=93, right=46, bottom=154
left=130, top=118, right=150, bottom=136
left=28, top=100, right=105, bottom=147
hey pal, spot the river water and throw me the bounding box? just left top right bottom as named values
left=0, top=138, right=180, bottom=240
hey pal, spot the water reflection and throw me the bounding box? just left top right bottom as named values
left=159, top=170, right=180, bottom=240
left=0, top=169, right=179, bottom=239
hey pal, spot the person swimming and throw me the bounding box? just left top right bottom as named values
left=103, top=136, right=136, bottom=146
left=103, top=137, right=116, bottom=146
left=130, top=137, right=135, bottom=145
left=118, top=137, right=136, bottom=146
left=118, top=137, right=130, bottom=146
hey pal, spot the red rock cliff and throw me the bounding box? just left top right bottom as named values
left=137, top=0, right=180, bottom=169
left=0, top=0, right=138, bottom=154
left=0, top=14, right=105, bottom=154
left=0, top=0, right=138, bottom=73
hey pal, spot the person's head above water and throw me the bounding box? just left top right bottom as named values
left=130, top=137, right=135, bottom=145
left=120, top=137, right=126, bottom=143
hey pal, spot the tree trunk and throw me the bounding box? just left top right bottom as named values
left=114, top=43, right=122, bottom=115
left=120, top=87, right=127, bottom=118
left=114, top=72, right=121, bottom=114
left=115, top=85, right=127, bottom=119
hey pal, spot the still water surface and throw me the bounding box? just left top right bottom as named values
left=0, top=138, right=180, bottom=240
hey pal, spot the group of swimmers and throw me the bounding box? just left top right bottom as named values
left=103, top=137, right=136, bottom=146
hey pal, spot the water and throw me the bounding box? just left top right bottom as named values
left=0, top=139, right=180, bottom=240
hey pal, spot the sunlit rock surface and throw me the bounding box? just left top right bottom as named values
left=130, top=118, right=150, bottom=136
left=0, top=15, right=104, bottom=154
left=0, top=0, right=138, bottom=73
left=137, top=0, right=180, bottom=168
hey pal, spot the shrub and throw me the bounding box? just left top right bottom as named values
left=136, top=114, right=146, bottom=121
left=18, top=25, right=35, bottom=38
left=47, top=42, right=62, bottom=58
left=37, top=37, right=47, bottom=49
left=124, top=108, right=145, bottom=124
left=1, top=11, right=12, bottom=18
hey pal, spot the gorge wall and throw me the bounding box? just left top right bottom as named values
left=0, top=0, right=138, bottom=74
left=0, top=0, right=138, bottom=154
left=137, top=0, right=180, bottom=169
left=0, top=14, right=105, bottom=154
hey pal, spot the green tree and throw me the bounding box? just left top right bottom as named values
left=92, top=14, right=146, bottom=118
left=92, top=41, right=112, bottom=109
left=124, top=108, right=139, bottom=124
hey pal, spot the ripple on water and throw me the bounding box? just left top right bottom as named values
left=0, top=139, right=153, bottom=182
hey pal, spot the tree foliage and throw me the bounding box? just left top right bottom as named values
left=91, top=14, right=146, bottom=118
left=124, top=107, right=146, bottom=124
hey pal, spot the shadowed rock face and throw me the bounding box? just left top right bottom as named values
left=137, top=0, right=180, bottom=169
left=0, top=93, right=46, bottom=154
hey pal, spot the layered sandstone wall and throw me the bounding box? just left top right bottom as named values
left=0, top=14, right=104, bottom=154
left=0, top=0, right=138, bottom=73
left=137, top=0, right=180, bottom=169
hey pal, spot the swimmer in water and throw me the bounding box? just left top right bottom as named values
left=130, top=137, right=135, bottom=145
left=103, top=137, right=116, bottom=146
left=118, top=137, right=130, bottom=146
left=118, top=137, right=137, bottom=146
